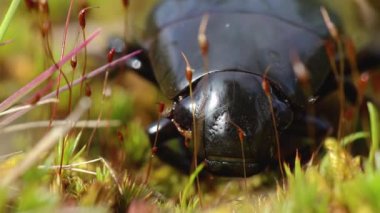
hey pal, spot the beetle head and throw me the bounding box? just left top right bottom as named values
left=170, top=71, right=293, bottom=177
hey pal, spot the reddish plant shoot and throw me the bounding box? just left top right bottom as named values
left=261, top=77, right=270, bottom=96
left=85, top=82, right=92, bottom=97
left=40, top=20, right=51, bottom=39
left=237, top=127, right=245, bottom=144
left=70, top=56, right=77, bottom=70
left=79, top=6, right=98, bottom=30
left=320, top=6, right=339, bottom=41
left=262, top=71, right=284, bottom=180
left=181, top=52, right=193, bottom=83
left=158, top=102, right=165, bottom=114
left=186, top=68, right=193, bottom=83
left=150, top=103, right=165, bottom=154
left=79, top=8, right=87, bottom=29
left=54, top=0, right=75, bottom=117
left=198, top=33, right=208, bottom=56
left=322, top=7, right=347, bottom=140
left=291, top=51, right=317, bottom=150
left=24, top=0, right=37, bottom=11
left=145, top=101, right=165, bottom=183
left=78, top=7, right=89, bottom=94
left=151, top=147, right=158, bottom=155
left=291, top=51, right=310, bottom=86
left=344, top=37, right=361, bottom=92
left=358, top=72, right=369, bottom=94
left=70, top=55, right=77, bottom=86
left=29, top=93, right=41, bottom=105
left=344, top=38, right=358, bottom=68
left=117, top=130, right=124, bottom=142
left=108, top=48, right=116, bottom=63
left=228, top=117, right=248, bottom=190
left=122, top=0, right=129, bottom=8
left=180, top=51, right=202, bottom=206
left=78, top=6, right=99, bottom=95
left=198, top=14, right=209, bottom=56
left=324, top=39, right=339, bottom=78
left=237, top=126, right=248, bottom=191
left=38, top=0, right=49, bottom=15
left=324, top=39, right=336, bottom=58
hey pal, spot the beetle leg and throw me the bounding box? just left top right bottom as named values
left=147, top=118, right=192, bottom=174
left=108, top=36, right=158, bottom=85
left=277, top=113, right=332, bottom=163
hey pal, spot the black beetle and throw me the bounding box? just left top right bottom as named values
left=114, top=0, right=380, bottom=177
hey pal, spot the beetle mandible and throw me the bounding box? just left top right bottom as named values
left=116, top=0, right=380, bottom=177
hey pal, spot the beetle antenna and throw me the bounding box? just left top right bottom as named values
left=181, top=51, right=203, bottom=207
left=262, top=66, right=285, bottom=181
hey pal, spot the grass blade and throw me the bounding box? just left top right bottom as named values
left=179, top=163, right=204, bottom=209
left=0, top=0, right=21, bottom=41
left=368, top=102, right=379, bottom=167
left=342, top=131, right=370, bottom=146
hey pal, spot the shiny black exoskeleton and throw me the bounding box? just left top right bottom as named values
left=116, top=0, right=380, bottom=177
